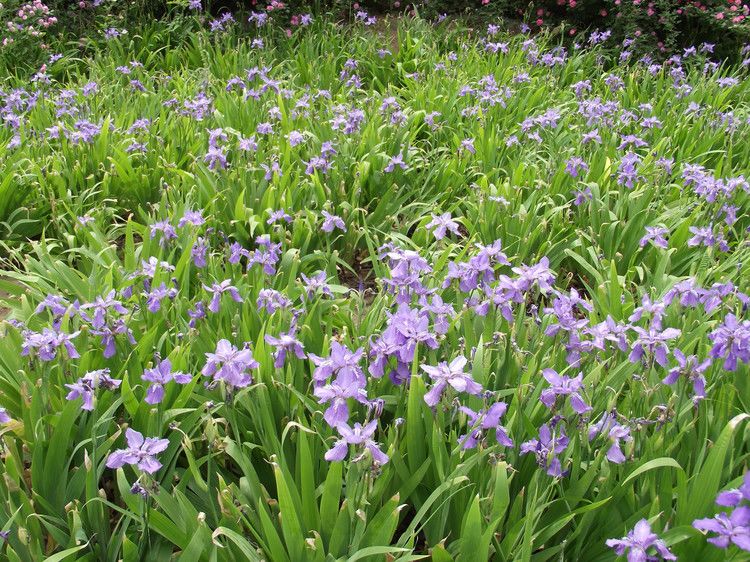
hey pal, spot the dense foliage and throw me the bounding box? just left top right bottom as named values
left=1, top=0, right=749, bottom=74
left=1, top=9, right=750, bottom=562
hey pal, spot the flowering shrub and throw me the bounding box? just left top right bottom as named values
left=0, top=10, right=750, bottom=561
left=511, top=0, right=750, bottom=54
left=0, top=0, right=57, bottom=62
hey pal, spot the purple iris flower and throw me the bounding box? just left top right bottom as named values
left=35, top=294, right=69, bottom=318
left=629, top=325, right=681, bottom=367
left=565, top=157, right=589, bottom=178
left=540, top=369, right=591, bottom=414
left=149, top=220, right=177, bottom=245
left=178, top=209, right=205, bottom=228
left=419, top=294, right=455, bottom=335
left=144, top=282, right=178, bottom=313
left=256, top=122, right=273, bottom=135
left=238, top=135, right=258, bottom=152
left=0, top=408, right=11, bottom=424
left=321, top=211, right=346, bottom=233
left=203, top=280, right=243, bottom=313
left=324, top=420, right=388, bottom=465
left=261, top=160, right=282, bottom=181
left=572, top=186, right=593, bottom=206
left=80, top=290, right=128, bottom=329
left=247, top=238, right=282, bottom=275
left=421, top=357, right=482, bottom=407
left=390, top=305, right=439, bottom=363
left=202, top=339, right=259, bottom=390
left=382, top=248, right=432, bottom=304
left=106, top=428, right=170, bottom=474
left=264, top=325, right=306, bottom=368
left=543, top=289, right=592, bottom=337
left=287, top=130, right=304, bottom=146
left=588, top=412, right=632, bottom=464
left=458, top=402, right=513, bottom=449
left=142, top=359, right=192, bottom=405
left=663, top=278, right=704, bottom=308
left=21, top=328, right=80, bottom=361
left=191, top=237, right=209, bottom=268
left=257, top=289, right=291, bottom=314
left=708, top=314, right=750, bottom=371
left=640, top=226, right=669, bottom=249
left=91, top=319, right=136, bottom=359
left=426, top=213, right=461, bottom=240
left=384, top=154, right=407, bottom=173
left=267, top=209, right=292, bottom=224
left=512, top=257, right=555, bottom=293
left=618, top=135, right=648, bottom=150
left=309, top=341, right=365, bottom=386
left=314, top=377, right=369, bottom=427
left=305, top=156, right=332, bottom=176
left=687, top=226, right=727, bottom=250
left=459, top=138, right=476, bottom=155
left=629, top=294, right=666, bottom=324
left=300, top=271, right=333, bottom=299
left=204, top=146, right=228, bottom=170
left=520, top=423, right=569, bottom=477
left=617, top=152, right=642, bottom=189
left=368, top=325, right=411, bottom=384
left=134, top=257, right=175, bottom=280
left=229, top=243, right=248, bottom=266
left=65, top=369, right=121, bottom=411
left=187, top=302, right=206, bottom=329
left=662, top=350, right=711, bottom=403
left=715, top=472, right=750, bottom=508
left=694, top=508, right=750, bottom=551
left=606, top=519, right=676, bottom=561
left=585, top=316, right=629, bottom=353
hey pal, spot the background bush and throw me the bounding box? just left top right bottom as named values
left=1, top=0, right=748, bottom=71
